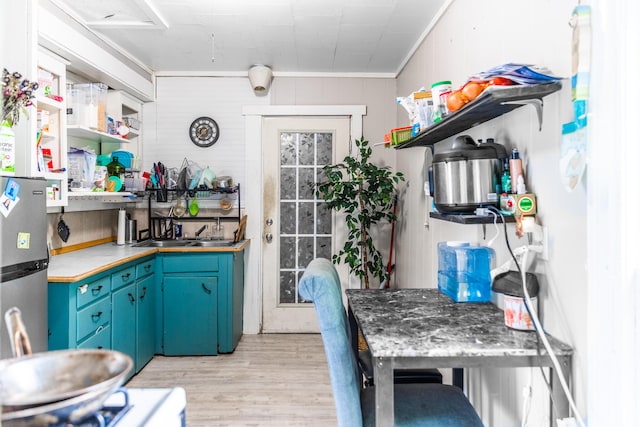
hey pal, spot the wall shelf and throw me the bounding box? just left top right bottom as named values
left=67, top=125, right=132, bottom=144
left=394, top=82, right=562, bottom=149
left=430, top=212, right=516, bottom=225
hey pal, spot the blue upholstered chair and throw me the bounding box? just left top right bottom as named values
left=299, top=258, right=484, bottom=427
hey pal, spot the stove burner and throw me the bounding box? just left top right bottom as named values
left=62, top=389, right=131, bottom=427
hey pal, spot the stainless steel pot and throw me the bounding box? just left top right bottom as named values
left=1, top=308, right=133, bottom=426
left=432, top=135, right=507, bottom=213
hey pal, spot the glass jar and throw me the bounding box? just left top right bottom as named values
left=106, top=156, right=126, bottom=191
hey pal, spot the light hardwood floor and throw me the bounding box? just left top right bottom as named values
left=126, top=334, right=338, bottom=427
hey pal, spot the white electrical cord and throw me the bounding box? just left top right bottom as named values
left=486, top=210, right=500, bottom=247
left=519, top=249, right=586, bottom=427
left=520, top=368, right=533, bottom=427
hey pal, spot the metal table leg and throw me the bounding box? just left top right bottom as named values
left=374, top=356, right=394, bottom=427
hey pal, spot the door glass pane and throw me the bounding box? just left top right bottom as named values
left=278, top=131, right=333, bottom=304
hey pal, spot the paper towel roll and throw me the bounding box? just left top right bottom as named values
left=117, top=209, right=126, bottom=245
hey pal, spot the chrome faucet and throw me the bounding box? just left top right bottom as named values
left=195, top=224, right=208, bottom=239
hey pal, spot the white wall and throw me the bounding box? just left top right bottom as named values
left=395, top=0, right=585, bottom=425
left=142, top=76, right=269, bottom=187
left=144, top=76, right=395, bottom=332
left=587, top=1, right=639, bottom=425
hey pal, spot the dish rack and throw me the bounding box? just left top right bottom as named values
left=144, top=184, right=241, bottom=240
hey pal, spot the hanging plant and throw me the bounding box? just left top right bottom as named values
left=316, top=137, right=404, bottom=289
left=1, top=68, right=38, bottom=127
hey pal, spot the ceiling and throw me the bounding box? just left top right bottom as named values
left=51, top=0, right=447, bottom=75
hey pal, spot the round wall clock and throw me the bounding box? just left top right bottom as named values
left=189, top=116, right=220, bottom=147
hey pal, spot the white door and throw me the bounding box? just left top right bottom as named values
left=261, top=117, right=350, bottom=332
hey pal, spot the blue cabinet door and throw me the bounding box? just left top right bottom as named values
left=137, top=275, right=155, bottom=369
left=163, top=276, right=218, bottom=355
left=111, top=282, right=137, bottom=378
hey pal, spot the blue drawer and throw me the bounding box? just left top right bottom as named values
left=163, top=254, right=220, bottom=273
left=136, top=259, right=155, bottom=278
left=76, top=276, right=110, bottom=309
left=77, top=324, right=111, bottom=350
left=111, top=265, right=136, bottom=290
left=77, top=297, right=111, bottom=341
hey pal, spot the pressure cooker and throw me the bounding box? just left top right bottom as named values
left=432, top=135, right=507, bottom=213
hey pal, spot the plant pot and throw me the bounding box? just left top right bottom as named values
left=0, top=122, right=16, bottom=175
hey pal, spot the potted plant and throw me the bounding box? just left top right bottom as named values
left=316, top=137, right=404, bottom=289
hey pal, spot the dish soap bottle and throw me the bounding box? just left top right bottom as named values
left=509, top=148, right=524, bottom=194
left=501, top=159, right=512, bottom=194
left=106, top=156, right=126, bottom=192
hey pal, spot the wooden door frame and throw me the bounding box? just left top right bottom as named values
left=242, top=105, right=366, bottom=333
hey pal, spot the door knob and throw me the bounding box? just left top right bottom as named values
left=266, top=218, right=273, bottom=226
left=265, top=232, right=273, bottom=243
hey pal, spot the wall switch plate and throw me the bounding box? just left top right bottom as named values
left=541, top=226, right=549, bottom=261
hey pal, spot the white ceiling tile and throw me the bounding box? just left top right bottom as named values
left=52, top=0, right=446, bottom=73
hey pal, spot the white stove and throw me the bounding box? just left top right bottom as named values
left=102, top=388, right=186, bottom=427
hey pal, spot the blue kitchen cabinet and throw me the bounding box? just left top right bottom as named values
left=49, top=273, right=112, bottom=351
left=111, top=257, right=157, bottom=374
left=136, top=269, right=156, bottom=369
left=161, top=251, right=244, bottom=355
left=111, top=282, right=137, bottom=380
left=163, top=276, right=218, bottom=355
left=48, top=255, right=157, bottom=375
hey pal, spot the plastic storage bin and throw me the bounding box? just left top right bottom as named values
left=437, top=241, right=495, bottom=302
left=74, top=83, right=108, bottom=131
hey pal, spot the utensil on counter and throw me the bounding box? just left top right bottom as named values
left=57, top=207, right=70, bottom=242
left=1, top=307, right=133, bottom=426
left=189, top=195, right=199, bottom=216
left=173, top=197, right=186, bottom=217
left=234, top=214, right=248, bottom=243
left=219, top=195, right=233, bottom=211
left=215, top=176, right=233, bottom=189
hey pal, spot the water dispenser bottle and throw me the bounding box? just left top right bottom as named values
left=437, top=241, right=495, bottom=302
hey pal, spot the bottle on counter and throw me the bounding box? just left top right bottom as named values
left=509, top=148, right=524, bottom=194
left=106, top=156, right=126, bottom=192
left=501, top=159, right=512, bottom=194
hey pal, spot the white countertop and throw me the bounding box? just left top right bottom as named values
left=48, top=243, right=156, bottom=282
left=48, top=240, right=249, bottom=282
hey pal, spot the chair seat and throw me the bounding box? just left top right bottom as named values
left=361, top=383, right=484, bottom=427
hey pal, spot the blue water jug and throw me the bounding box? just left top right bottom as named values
left=437, top=242, right=495, bottom=302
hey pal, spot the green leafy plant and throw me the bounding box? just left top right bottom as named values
left=316, top=137, right=404, bottom=289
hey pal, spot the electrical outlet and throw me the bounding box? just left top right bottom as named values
left=541, top=226, right=549, bottom=260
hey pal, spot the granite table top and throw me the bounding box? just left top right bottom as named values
left=346, top=288, right=573, bottom=361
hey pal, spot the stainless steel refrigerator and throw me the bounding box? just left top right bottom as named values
left=0, top=176, right=48, bottom=358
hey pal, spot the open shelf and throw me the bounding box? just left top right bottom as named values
left=394, top=82, right=562, bottom=149
left=67, top=125, right=133, bottom=143
left=146, top=185, right=242, bottom=240
left=430, top=212, right=516, bottom=225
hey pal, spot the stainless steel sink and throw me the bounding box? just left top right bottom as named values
left=134, top=239, right=236, bottom=248
left=135, top=239, right=194, bottom=247
left=190, top=240, right=235, bottom=247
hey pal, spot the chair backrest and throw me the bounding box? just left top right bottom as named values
left=299, top=258, right=363, bottom=427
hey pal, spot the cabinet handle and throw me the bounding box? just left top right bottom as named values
left=128, top=293, right=136, bottom=303
left=91, top=285, right=103, bottom=295
left=91, top=312, right=103, bottom=321
left=78, top=284, right=88, bottom=294
left=144, top=264, right=152, bottom=272
left=139, top=287, right=147, bottom=301
left=201, top=283, right=212, bottom=295
left=95, top=325, right=104, bottom=335
left=122, top=273, right=131, bottom=280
